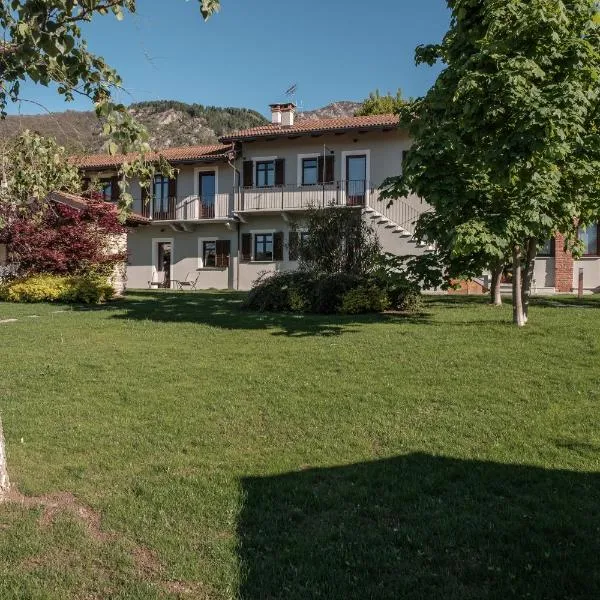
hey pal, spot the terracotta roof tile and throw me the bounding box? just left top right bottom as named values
left=220, top=114, right=400, bottom=141
left=73, top=144, right=234, bottom=170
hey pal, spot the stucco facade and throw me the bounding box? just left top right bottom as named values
left=78, top=108, right=600, bottom=294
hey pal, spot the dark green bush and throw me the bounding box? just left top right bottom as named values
left=340, top=285, right=390, bottom=314
left=245, top=271, right=395, bottom=315
left=313, top=273, right=364, bottom=314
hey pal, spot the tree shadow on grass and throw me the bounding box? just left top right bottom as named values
left=109, top=291, right=431, bottom=337
left=238, top=453, right=600, bottom=599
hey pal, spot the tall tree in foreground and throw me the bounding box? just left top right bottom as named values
left=0, top=0, right=220, bottom=210
left=384, top=0, right=600, bottom=325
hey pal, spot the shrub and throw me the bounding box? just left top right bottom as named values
left=245, top=271, right=391, bottom=315
left=1, top=274, right=69, bottom=303
left=313, top=273, right=364, bottom=314
left=0, top=274, right=114, bottom=304
left=243, top=271, right=314, bottom=313
left=340, top=285, right=390, bottom=314
left=61, top=275, right=115, bottom=304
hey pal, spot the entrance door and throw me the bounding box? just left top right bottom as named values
left=346, top=155, right=367, bottom=206
left=199, top=171, right=216, bottom=218
left=156, top=242, right=172, bottom=288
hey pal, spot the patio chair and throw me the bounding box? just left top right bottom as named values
left=177, top=272, right=200, bottom=291
left=148, top=274, right=165, bottom=289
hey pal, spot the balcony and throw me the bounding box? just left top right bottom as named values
left=235, top=180, right=373, bottom=213
left=142, top=194, right=232, bottom=221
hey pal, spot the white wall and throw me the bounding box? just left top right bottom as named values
left=573, top=258, right=600, bottom=292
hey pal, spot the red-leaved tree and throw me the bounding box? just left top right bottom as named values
left=2, top=200, right=126, bottom=277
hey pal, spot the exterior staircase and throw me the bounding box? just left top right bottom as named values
left=364, top=193, right=434, bottom=251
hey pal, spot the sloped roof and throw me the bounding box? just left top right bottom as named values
left=220, top=114, right=400, bottom=141
left=47, top=191, right=149, bottom=225
left=73, top=144, right=234, bottom=170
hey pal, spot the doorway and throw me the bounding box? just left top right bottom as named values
left=345, top=154, right=367, bottom=206
left=153, top=240, right=173, bottom=288
left=198, top=171, right=216, bottom=218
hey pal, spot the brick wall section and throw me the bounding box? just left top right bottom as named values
left=448, top=279, right=487, bottom=295
left=554, top=233, right=574, bottom=292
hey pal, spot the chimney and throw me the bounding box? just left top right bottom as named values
left=269, top=102, right=296, bottom=127
left=270, top=104, right=282, bottom=125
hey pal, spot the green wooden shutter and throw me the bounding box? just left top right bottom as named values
left=241, top=233, right=252, bottom=261
left=273, top=231, right=284, bottom=261
left=325, top=155, right=334, bottom=183
left=243, top=161, right=254, bottom=187
left=141, top=186, right=149, bottom=217
left=288, top=231, right=299, bottom=261
left=215, top=240, right=231, bottom=268
left=275, top=159, right=285, bottom=186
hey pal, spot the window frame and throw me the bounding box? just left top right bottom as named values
left=100, top=178, right=113, bottom=202
left=301, top=157, right=319, bottom=186
left=256, top=160, right=276, bottom=188
left=578, top=223, right=600, bottom=257
left=254, top=232, right=274, bottom=261
left=202, top=240, right=217, bottom=268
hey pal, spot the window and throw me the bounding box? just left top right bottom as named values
left=153, top=175, right=170, bottom=200
left=254, top=233, right=273, bottom=261
left=538, top=238, right=554, bottom=257
left=256, top=161, right=275, bottom=187
left=578, top=223, right=599, bottom=256
left=100, top=179, right=113, bottom=202
left=302, top=158, right=319, bottom=185
left=203, top=241, right=217, bottom=267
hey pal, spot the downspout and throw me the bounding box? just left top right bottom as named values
left=227, top=148, right=241, bottom=290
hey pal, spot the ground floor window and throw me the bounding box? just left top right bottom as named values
left=203, top=241, right=217, bottom=267
left=538, top=239, right=554, bottom=257
left=254, top=233, right=273, bottom=261
left=578, top=223, right=599, bottom=256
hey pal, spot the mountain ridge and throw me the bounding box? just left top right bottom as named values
left=0, top=100, right=361, bottom=154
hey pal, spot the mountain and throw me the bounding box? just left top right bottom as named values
left=0, top=100, right=362, bottom=154
left=297, top=101, right=362, bottom=121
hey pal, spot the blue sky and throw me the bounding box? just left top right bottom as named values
left=7, top=0, right=451, bottom=117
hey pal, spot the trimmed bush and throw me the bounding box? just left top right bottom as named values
left=340, top=285, right=390, bottom=314
left=0, top=274, right=114, bottom=304
left=1, top=274, right=69, bottom=303
left=245, top=271, right=395, bottom=315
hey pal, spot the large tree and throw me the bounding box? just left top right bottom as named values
left=0, top=0, right=220, bottom=208
left=384, top=0, right=600, bottom=325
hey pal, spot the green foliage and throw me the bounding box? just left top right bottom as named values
left=382, top=0, right=600, bottom=324
left=0, top=131, right=81, bottom=211
left=355, top=89, right=406, bottom=116
left=1, top=274, right=70, bottom=303
left=0, top=1, right=221, bottom=212
left=340, top=285, right=390, bottom=314
left=1, top=274, right=114, bottom=304
left=294, top=206, right=381, bottom=276
left=244, top=271, right=387, bottom=315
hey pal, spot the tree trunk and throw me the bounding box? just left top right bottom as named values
left=490, top=264, right=503, bottom=306
left=512, top=245, right=526, bottom=327
left=521, top=237, right=537, bottom=324
left=0, top=417, right=9, bottom=501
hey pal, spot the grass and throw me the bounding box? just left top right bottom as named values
left=0, top=291, right=599, bottom=599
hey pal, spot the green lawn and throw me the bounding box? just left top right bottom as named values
left=0, top=291, right=599, bottom=599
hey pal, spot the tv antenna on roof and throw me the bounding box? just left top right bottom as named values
left=284, top=83, right=298, bottom=104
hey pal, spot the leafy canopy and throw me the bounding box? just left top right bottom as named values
left=0, top=1, right=221, bottom=209
left=355, top=89, right=406, bottom=116
left=384, top=0, right=600, bottom=274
